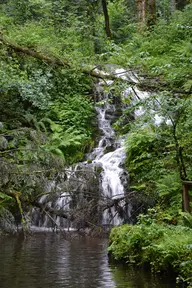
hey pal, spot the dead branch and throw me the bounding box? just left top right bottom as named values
left=32, top=201, right=73, bottom=221
left=101, top=191, right=136, bottom=211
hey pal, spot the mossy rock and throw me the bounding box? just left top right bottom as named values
left=0, top=136, right=8, bottom=150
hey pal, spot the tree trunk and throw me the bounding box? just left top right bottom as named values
left=148, top=0, right=156, bottom=26
left=136, top=0, right=148, bottom=30
left=170, top=0, right=176, bottom=14
left=101, top=0, right=112, bottom=38
left=172, top=123, right=187, bottom=180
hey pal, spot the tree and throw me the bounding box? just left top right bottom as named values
left=148, top=0, right=156, bottom=25
left=136, top=0, right=156, bottom=30
left=170, top=0, right=176, bottom=14
left=101, top=0, right=112, bottom=38
left=136, top=0, right=148, bottom=29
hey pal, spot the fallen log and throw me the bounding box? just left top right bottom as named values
left=0, top=32, right=70, bottom=67
left=1, top=32, right=188, bottom=94
left=0, top=32, right=137, bottom=85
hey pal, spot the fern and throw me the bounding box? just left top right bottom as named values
left=156, top=172, right=181, bottom=197
left=0, top=192, right=12, bottom=210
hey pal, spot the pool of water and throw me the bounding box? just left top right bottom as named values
left=0, top=233, right=177, bottom=288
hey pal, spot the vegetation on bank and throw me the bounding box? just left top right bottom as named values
left=111, top=4, right=192, bottom=226
left=108, top=222, right=192, bottom=286
left=107, top=5, right=192, bottom=282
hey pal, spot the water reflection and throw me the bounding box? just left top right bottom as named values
left=0, top=234, right=176, bottom=288
left=109, top=264, right=177, bottom=288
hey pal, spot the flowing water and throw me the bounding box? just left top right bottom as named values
left=0, top=234, right=177, bottom=288
left=32, top=68, right=162, bottom=228
left=89, top=87, right=128, bottom=225
left=32, top=74, right=130, bottom=228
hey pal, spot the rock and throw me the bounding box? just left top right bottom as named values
left=0, top=208, right=17, bottom=234
left=0, top=136, right=8, bottom=150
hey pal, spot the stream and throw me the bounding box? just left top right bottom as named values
left=0, top=234, right=177, bottom=288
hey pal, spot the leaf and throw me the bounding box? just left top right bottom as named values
left=0, top=192, right=12, bottom=201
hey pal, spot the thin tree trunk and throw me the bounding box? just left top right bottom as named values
left=148, top=0, right=156, bottom=26
left=170, top=0, right=176, bottom=14
left=172, top=123, right=187, bottom=180
left=101, top=0, right=112, bottom=38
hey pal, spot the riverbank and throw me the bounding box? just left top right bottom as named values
left=108, top=223, right=192, bottom=287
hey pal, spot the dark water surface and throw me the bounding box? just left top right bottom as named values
left=0, top=233, right=176, bottom=288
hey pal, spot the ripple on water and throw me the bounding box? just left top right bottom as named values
left=0, top=234, right=177, bottom=288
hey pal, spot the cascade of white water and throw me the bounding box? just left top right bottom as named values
left=88, top=90, right=128, bottom=225
left=32, top=68, right=139, bottom=229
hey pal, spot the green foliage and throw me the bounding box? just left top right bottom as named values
left=137, top=206, right=181, bottom=226
left=178, top=212, right=192, bottom=229
left=108, top=0, right=137, bottom=42
left=125, top=127, right=157, bottom=174
left=156, top=172, right=181, bottom=197
left=123, top=88, right=192, bottom=218
left=0, top=192, right=12, bottom=210
left=20, top=69, right=54, bottom=109
left=125, top=126, right=165, bottom=204
left=108, top=223, right=192, bottom=285
left=125, top=124, right=166, bottom=187
left=42, top=120, right=88, bottom=162
left=0, top=0, right=97, bottom=223
left=106, top=4, right=192, bottom=90
left=51, top=95, right=94, bottom=134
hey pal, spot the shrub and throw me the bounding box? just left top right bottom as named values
left=108, top=223, right=192, bottom=286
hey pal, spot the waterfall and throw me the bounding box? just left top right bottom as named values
left=88, top=85, right=128, bottom=225
left=31, top=68, right=139, bottom=229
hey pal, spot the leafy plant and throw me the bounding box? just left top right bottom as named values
left=108, top=223, right=192, bottom=286
left=0, top=192, right=12, bottom=210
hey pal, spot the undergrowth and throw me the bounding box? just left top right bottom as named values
left=108, top=223, right=192, bottom=287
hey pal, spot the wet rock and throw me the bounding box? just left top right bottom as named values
left=0, top=159, right=10, bottom=185
left=105, top=145, right=115, bottom=153
left=120, top=171, right=129, bottom=187
left=0, top=208, right=17, bottom=234
left=0, top=136, right=8, bottom=150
